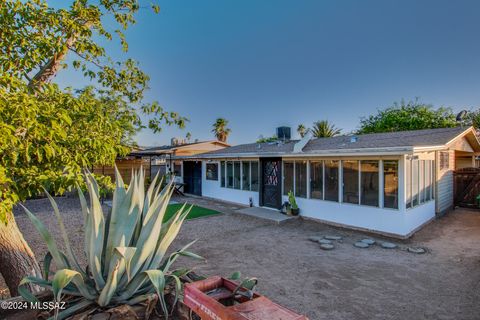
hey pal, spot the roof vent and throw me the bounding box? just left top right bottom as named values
left=350, top=136, right=358, bottom=143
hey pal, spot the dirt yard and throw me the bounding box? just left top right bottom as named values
left=2, top=195, right=480, bottom=320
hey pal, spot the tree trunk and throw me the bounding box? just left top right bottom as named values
left=0, top=212, right=42, bottom=297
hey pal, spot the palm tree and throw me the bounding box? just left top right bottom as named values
left=311, top=120, right=341, bottom=138
left=212, top=118, right=231, bottom=142
left=297, top=124, right=307, bottom=138
left=186, top=132, right=192, bottom=141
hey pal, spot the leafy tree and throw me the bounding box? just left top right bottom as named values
left=311, top=120, right=341, bottom=138
left=256, top=135, right=278, bottom=143
left=212, top=118, right=231, bottom=142
left=297, top=124, right=307, bottom=138
left=463, top=109, right=480, bottom=129
left=357, top=99, right=457, bottom=134
left=0, top=0, right=186, bottom=296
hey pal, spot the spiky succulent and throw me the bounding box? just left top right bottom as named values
left=19, top=168, right=201, bottom=319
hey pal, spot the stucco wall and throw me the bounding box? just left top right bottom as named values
left=284, top=195, right=435, bottom=237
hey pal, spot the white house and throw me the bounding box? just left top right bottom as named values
left=176, top=126, right=480, bottom=238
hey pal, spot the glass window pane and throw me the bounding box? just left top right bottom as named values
left=295, top=161, right=307, bottom=198
left=221, top=161, right=226, bottom=187
left=174, top=163, right=182, bottom=176
left=242, top=162, right=250, bottom=190
left=283, top=162, right=294, bottom=196
left=310, top=161, right=323, bottom=199
left=324, top=160, right=339, bottom=202
left=425, top=161, right=431, bottom=201
left=234, top=162, right=241, bottom=189
left=383, top=160, right=398, bottom=209
left=206, top=163, right=218, bottom=180
left=251, top=161, right=259, bottom=191
left=406, top=159, right=411, bottom=208
left=360, top=160, right=379, bottom=207
left=226, top=161, right=233, bottom=188
left=419, top=161, right=425, bottom=204
left=343, top=160, right=359, bottom=204
left=412, top=160, right=419, bottom=206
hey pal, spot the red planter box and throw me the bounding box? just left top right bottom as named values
left=183, top=276, right=308, bottom=320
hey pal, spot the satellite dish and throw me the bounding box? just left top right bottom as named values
left=456, top=110, right=468, bottom=122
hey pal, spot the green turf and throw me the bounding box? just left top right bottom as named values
left=163, top=203, right=220, bottom=221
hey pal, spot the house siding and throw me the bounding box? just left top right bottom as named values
left=435, top=150, right=455, bottom=215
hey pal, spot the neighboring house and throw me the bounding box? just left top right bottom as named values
left=94, top=140, right=230, bottom=184
left=176, top=126, right=480, bottom=238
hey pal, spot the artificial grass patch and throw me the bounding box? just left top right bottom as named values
left=164, top=203, right=220, bottom=221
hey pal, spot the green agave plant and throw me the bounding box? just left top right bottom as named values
left=19, top=168, right=201, bottom=320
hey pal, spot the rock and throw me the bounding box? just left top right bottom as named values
left=381, top=242, right=397, bottom=249
left=354, top=241, right=370, bottom=248
left=319, top=239, right=332, bottom=244
left=361, top=238, right=376, bottom=245
left=308, top=236, right=323, bottom=243
left=407, top=247, right=426, bottom=254
left=324, top=235, right=343, bottom=240
left=320, top=243, right=334, bottom=250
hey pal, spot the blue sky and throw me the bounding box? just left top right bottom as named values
left=54, top=0, right=480, bottom=146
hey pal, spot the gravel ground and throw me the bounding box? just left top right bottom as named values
left=2, top=196, right=480, bottom=320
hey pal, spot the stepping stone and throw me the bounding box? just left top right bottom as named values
left=320, top=243, right=334, bottom=250
left=308, top=236, right=323, bottom=243
left=407, top=247, right=426, bottom=254
left=324, top=235, right=343, bottom=240
left=380, top=242, right=397, bottom=249
left=354, top=241, right=370, bottom=248
left=318, top=239, right=332, bottom=245
left=361, top=238, right=376, bottom=245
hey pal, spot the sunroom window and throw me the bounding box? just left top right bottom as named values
left=310, top=161, right=323, bottom=200
left=324, top=160, right=339, bottom=202
left=343, top=160, right=359, bottom=204
left=360, top=160, right=379, bottom=207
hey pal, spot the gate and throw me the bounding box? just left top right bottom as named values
left=454, top=167, right=480, bottom=208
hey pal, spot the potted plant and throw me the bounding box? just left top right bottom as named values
left=287, top=191, right=299, bottom=216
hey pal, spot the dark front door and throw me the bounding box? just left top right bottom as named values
left=260, top=158, right=282, bottom=209
left=183, top=161, right=202, bottom=196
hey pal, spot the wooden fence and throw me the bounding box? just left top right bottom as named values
left=453, top=167, right=480, bottom=208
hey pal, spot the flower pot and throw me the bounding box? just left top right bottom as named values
left=291, top=208, right=299, bottom=216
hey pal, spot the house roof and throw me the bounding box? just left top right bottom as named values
left=130, top=140, right=230, bottom=156
left=179, top=126, right=480, bottom=158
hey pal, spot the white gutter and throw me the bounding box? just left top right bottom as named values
left=174, top=146, right=414, bottom=160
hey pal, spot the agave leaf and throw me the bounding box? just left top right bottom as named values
left=143, top=171, right=161, bottom=218
left=48, top=299, right=94, bottom=320
left=167, top=274, right=181, bottom=308
left=44, top=190, right=85, bottom=276
left=97, top=260, right=121, bottom=306
left=21, top=205, right=68, bottom=270
left=18, top=277, right=42, bottom=303
left=160, top=240, right=200, bottom=273
left=116, top=247, right=137, bottom=283
left=77, top=185, right=91, bottom=258
left=103, top=167, right=128, bottom=271
left=148, top=205, right=192, bottom=269
left=229, top=271, right=242, bottom=280
left=124, top=186, right=174, bottom=281
left=125, top=293, right=157, bottom=306
left=104, top=169, right=142, bottom=272
left=85, top=174, right=106, bottom=290
left=43, top=252, right=53, bottom=280
left=144, top=270, right=168, bottom=318
left=52, top=269, right=83, bottom=301
left=19, top=276, right=83, bottom=300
